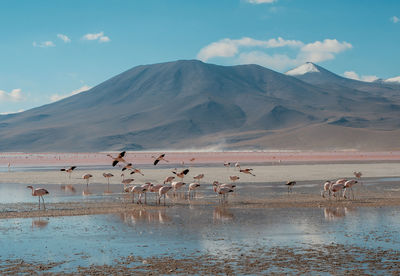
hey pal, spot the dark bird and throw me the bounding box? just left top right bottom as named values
left=286, top=181, right=296, bottom=193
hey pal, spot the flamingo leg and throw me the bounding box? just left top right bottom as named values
left=107, top=179, right=110, bottom=193
left=163, top=194, right=166, bottom=206
left=42, top=196, right=46, bottom=210
left=132, top=193, right=135, bottom=203
left=38, top=196, right=41, bottom=210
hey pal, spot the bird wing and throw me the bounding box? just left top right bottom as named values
left=71, top=166, right=77, bottom=170
left=112, top=160, right=119, bottom=167
left=154, top=159, right=160, bottom=166
left=119, top=151, right=126, bottom=158
left=60, top=168, right=66, bottom=171
left=182, top=169, right=190, bottom=175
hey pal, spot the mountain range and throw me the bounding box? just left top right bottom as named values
left=1, top=60, right=400, bottom=151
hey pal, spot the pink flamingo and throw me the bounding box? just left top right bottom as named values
left=344, top=180, right=358, bottom=199
left=153, top=153, right=169, bottom=165
left=107, top=151, right=126, bottom=167
left=240, top=168, right=255, bottom=176
left=27, top=186, right=49, bottom=210
left=229, top=176, right=240, bottom=183
left=193, top=173, right=204, bottom=183
left=171, top=181, right=186, bottom=196
left=188, top=182, right=200, bottom=198
left=103, top=172, right=114, bottom=193
left=330, top=180, right=346, bottom=199
left=122, top=178, right=134, bottom=192
left=130, top=185, right=147, bottom=204
left=163, top=176, right=175, bottom=184
left=60, top=166, right=76, bottom=179
left=321, top=180, right=334, bottom=198
left=158, top=186, right=172, bottom=205
left=172, top=168, right=189, bottom=182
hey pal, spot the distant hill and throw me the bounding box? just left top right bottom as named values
left=1, top=60, right=400, bottom=151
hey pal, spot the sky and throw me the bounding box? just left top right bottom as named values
left=1, top=0, right=399, bottom=114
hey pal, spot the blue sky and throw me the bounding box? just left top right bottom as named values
left=1, top=0, right=399, bottom=114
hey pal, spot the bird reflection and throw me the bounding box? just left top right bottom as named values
left=119, top=210, right=171, bottom=225
left=60, top=184, right=76, bottom=193
left=31, top=217, right=49, bottom=229
left=213, top=206, right=234, bottom=222
left=323, top=207, right=355, bottom=221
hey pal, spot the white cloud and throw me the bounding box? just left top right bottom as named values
left=344, top=71, right=378, bottom=82
left=0, top=89, right=25, bottom=102
left=197, top=37, right=303, bottom=61
left=57, top=34, right=71, bottom=43
left=246, top=0, right=277, bottom=4
left=33, top=41, right=55, bottom=48
left=197, top=37, right=352, bottom=71
left=391, top=16, right=399, bottom=23
left=82, top=31, right=110, bottom=42
left=99, top=36, right=110, bottom=43
left=50, top=85, right=92, bottom=102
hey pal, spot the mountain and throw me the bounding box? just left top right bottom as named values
left=384, top=76, right=400, bottom=84
left=1, top=60, right=400, bottom=151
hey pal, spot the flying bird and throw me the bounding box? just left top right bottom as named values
left=153, top=153, right=169, bottom=165
left=172, top=168, right=190, bottom=181
left=239, top=168, right=255, bottom=176
left=60, top=166, right=76, bottom=178
left=107, top=151, right=127, bottom=167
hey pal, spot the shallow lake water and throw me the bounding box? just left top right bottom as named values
left=1, top=205, right=400, bottom=273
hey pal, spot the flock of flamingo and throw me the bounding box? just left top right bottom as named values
left=25, top=151, right=363, bottom=210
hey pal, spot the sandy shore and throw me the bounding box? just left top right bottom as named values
left=1, top=151, right=400, bottom=167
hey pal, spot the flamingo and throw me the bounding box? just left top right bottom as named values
left=130, top=185, right=147, bottom=204
left=344, top=180, right=358, bottom=199
left=286, top=181, right=296, bottom=193
left=234, top=162, right=241, bottom=170
left=215, top=186, right=234, bottom=203
left=153, top=153, right=169, bottom=165
left=229, top=176, right=240, bottom=183
left=122, top=178, right=135, bottom=192
left=353, top=171, right=362, bottom=179
left=140, top=182, right=153, bottom=204
left=129, top=168, right=144, bottom=176
left=150, top=184, right=164, bottom=203
left=158, top=186, right=172, bottom=205
left=172, top=168, right=189, bottom=182
left=27, top=186, right=49, bottom=210
left=103, top=172, right=114, bottom=193
left=188, top=182, right=200, bottom=198
left=163, top=176, right=175, bottom=184
left=60, top=166, right=76, bottom=179
left=239, top=168, right=255, bottom=176
left=171, top=181, right=186, bottom=196
left=82, top=173, right=93, bottom=187
left=321, top=181, right=334, bottom=198
left=330, top=181, right=346, bottom=199
left=212, top=181, right=236, bottom=192
left=122, top=163, right=133, bottom=171
left=189, top=158, right=196, bottom=162
left=193, top=173, right=204, bottom=183
left=107, top=151, right=126, bottom=167
left=223, top=162, right=231, bottom=168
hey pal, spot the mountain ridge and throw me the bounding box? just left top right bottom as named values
left=1, top=60, right=400, bottom=151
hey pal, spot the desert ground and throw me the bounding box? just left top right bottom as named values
left=1, top=151, right=400, bottom=274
